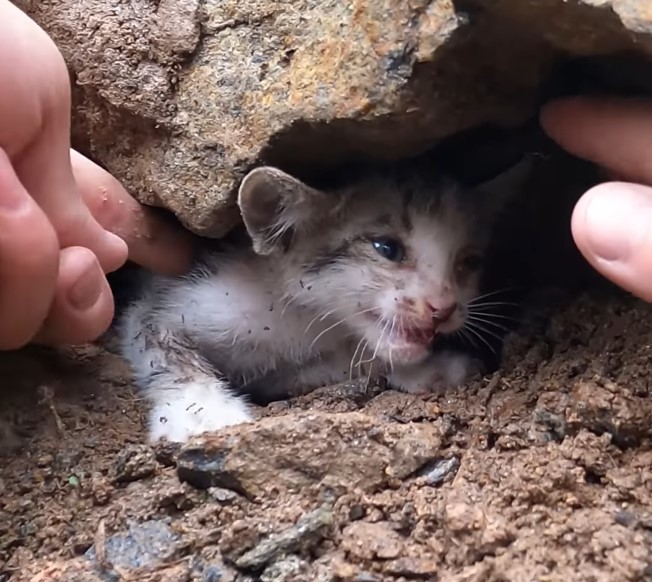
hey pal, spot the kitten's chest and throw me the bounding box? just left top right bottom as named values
left=181, top=262, right=350, bottom=371
left=189, top=295, right=345, bottom=372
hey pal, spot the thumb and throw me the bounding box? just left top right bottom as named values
left=572, top=182, right=652, bottom=302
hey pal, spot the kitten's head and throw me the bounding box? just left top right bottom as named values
left=238, top=159, right=529, bottom=366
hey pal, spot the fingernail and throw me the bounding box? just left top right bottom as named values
left=102, top=231, right=129, bottom=273
left=68, top=258, right=103, bottom=310
left=583, top=186, right=649, bottom=262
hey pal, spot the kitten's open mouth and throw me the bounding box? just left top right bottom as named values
left=392, top=323, right=438, bottom=347
left=363, top=313, right=437, bottom=347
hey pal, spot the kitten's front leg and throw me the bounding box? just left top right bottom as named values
left=388, top=350, right=480, bottom=395
left=148, top=374, right=252, bottom=443
left=121, top=309, right=252, bottom=443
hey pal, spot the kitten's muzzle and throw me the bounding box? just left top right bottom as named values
left=429, top=302, right=457, bottom=324
left=398, top=300, right=460, bottom=340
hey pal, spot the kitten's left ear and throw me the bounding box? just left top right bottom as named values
left=472, top=155, right=534, bottom=218
left=238, top=166, right=331, bottom=255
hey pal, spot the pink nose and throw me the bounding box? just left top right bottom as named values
left=427, top=302, right=457, bottom=323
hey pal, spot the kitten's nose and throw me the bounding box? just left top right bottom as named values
left=427, top=302, right=457, bottom=323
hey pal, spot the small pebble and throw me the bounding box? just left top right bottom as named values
left=209, top=487, right=239, bottom=503
left=418, top=457, right=460, bottom=486
left=113, top=445, right=158, bottom=483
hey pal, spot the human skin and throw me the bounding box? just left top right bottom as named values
left=541, top=96, right=652, bottom=303
left=0, top=0, right=194, bottom=349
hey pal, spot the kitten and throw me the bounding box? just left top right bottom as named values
left=119, top=158, right=530, bottom=443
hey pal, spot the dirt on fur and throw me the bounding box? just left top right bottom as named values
left=0, top=286, right=650, bottom=582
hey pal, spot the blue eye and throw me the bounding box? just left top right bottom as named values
left=371, top=238, right=405, bottom=262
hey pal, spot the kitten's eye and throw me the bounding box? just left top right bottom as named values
left=371, top=237, right=405, bottom=262
left=458, top=253, right=484, bottom=273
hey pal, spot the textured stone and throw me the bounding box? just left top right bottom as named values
left=15, top=0, right=652, bottom=236
left=176, top=411, right=443, bottom=498
left=235, top=505, right=333, bottom=570
left=85, top=519, right=181, bottom=570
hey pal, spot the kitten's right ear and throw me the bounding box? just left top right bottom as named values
left=472, top=155, right=534, bottom=218
left=237, top=166, right=330, bottom=255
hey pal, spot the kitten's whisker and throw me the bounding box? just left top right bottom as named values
left=304, top=308, right=336, bottom=335
left=279, top=295, right=299, bottom=319
left=354, top=340, right=369, bottom=371
left=388, top=316, right=396, bottom=373
left=349, top=336, right=366, bottom=381
left=301, top=301, right=373, bottom=334
left=458, top=328, right=478, bottom=349
left=466, top=314, right=510, bottom=332
left=468, top=309, right=522, bottom=323
left=309, top=308, right=377, bottom=350
left=358, top=319, right=388, bottom=367
left=303, top=302, right=364, bottom=334
left=462, top=324, right=496, bottom=355
left=465, top=321, right=504, bottom=344
left=362, top=320, right=389, bottom=384
left=373, top=320, right=390, bottom=360
left=468, top=301, right=519, bottom=309
left=468, top=287, right=515, bottom=304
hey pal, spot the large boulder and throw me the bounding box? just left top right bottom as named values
left=15, top=0, right=652, bottom=236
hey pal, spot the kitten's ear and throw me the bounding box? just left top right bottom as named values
left=238, top=166, right=330, bottom=255
left=472, top=156, right=533, bottom=218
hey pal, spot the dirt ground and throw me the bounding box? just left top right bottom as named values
left=0, top=283, right=650, bottom=581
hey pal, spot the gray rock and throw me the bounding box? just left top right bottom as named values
left=235, top=505, right=333, bottom=571
left=16, top=0, right=652, bottom=236
left=418, top=456, right=460, bottom=486
left=85, top=519, right=181, bottom=570
left=260, top=555, right=311, bottom=581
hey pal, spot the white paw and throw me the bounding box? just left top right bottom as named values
left=148, top=381, right=253, bottom=443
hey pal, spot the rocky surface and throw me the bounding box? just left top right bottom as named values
left=0, top=289, right=651, bottom=581
left=13, top=0, right=652, bottom=235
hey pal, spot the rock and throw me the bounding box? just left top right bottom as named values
left=260, top=555, right=311, bottom=581
left=189, top=553, right=239, bottom=582
left=208, top=486, right=240, bottom=504
left=112, top=444, right=158, bottom=483
left=23, top=559, right=118, bottom=582
left=24, top=559, right=196, bottom=581
left=567, top=380, right=652, bottom=447
left=417, top=456, right=460, bottom=486
left=234, top=505, right=333, bottom=570
left=16, top=0, right=652, bottom=236
left=382, top=557, right=441, bottom=577
left=341, top=522, right=405, bottom=561
left=85, top=519, right=181, bottom=570
left=176, top=411, right=443, bottom=497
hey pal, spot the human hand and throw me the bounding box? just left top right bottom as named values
left=541, top=96, right=652, bottom=302
left=0, top=1, right=194, bottom=349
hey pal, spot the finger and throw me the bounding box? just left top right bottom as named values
left=0, top=1, right=128, bottom=274
left=35, top=246, right=115, bottom=346
left=540, top=96, right=652, bottom=184
left=13, top=139, right=128, bottom=275
left=571, top=182, right=652, bottom=302
left=71, top=150, right=195, bottom=275
left=0, top=148, right=59, bottom=350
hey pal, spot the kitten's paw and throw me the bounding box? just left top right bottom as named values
left=148, top=382, right=252, bottom=443
left=390, top=352, right=479, bottom=395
